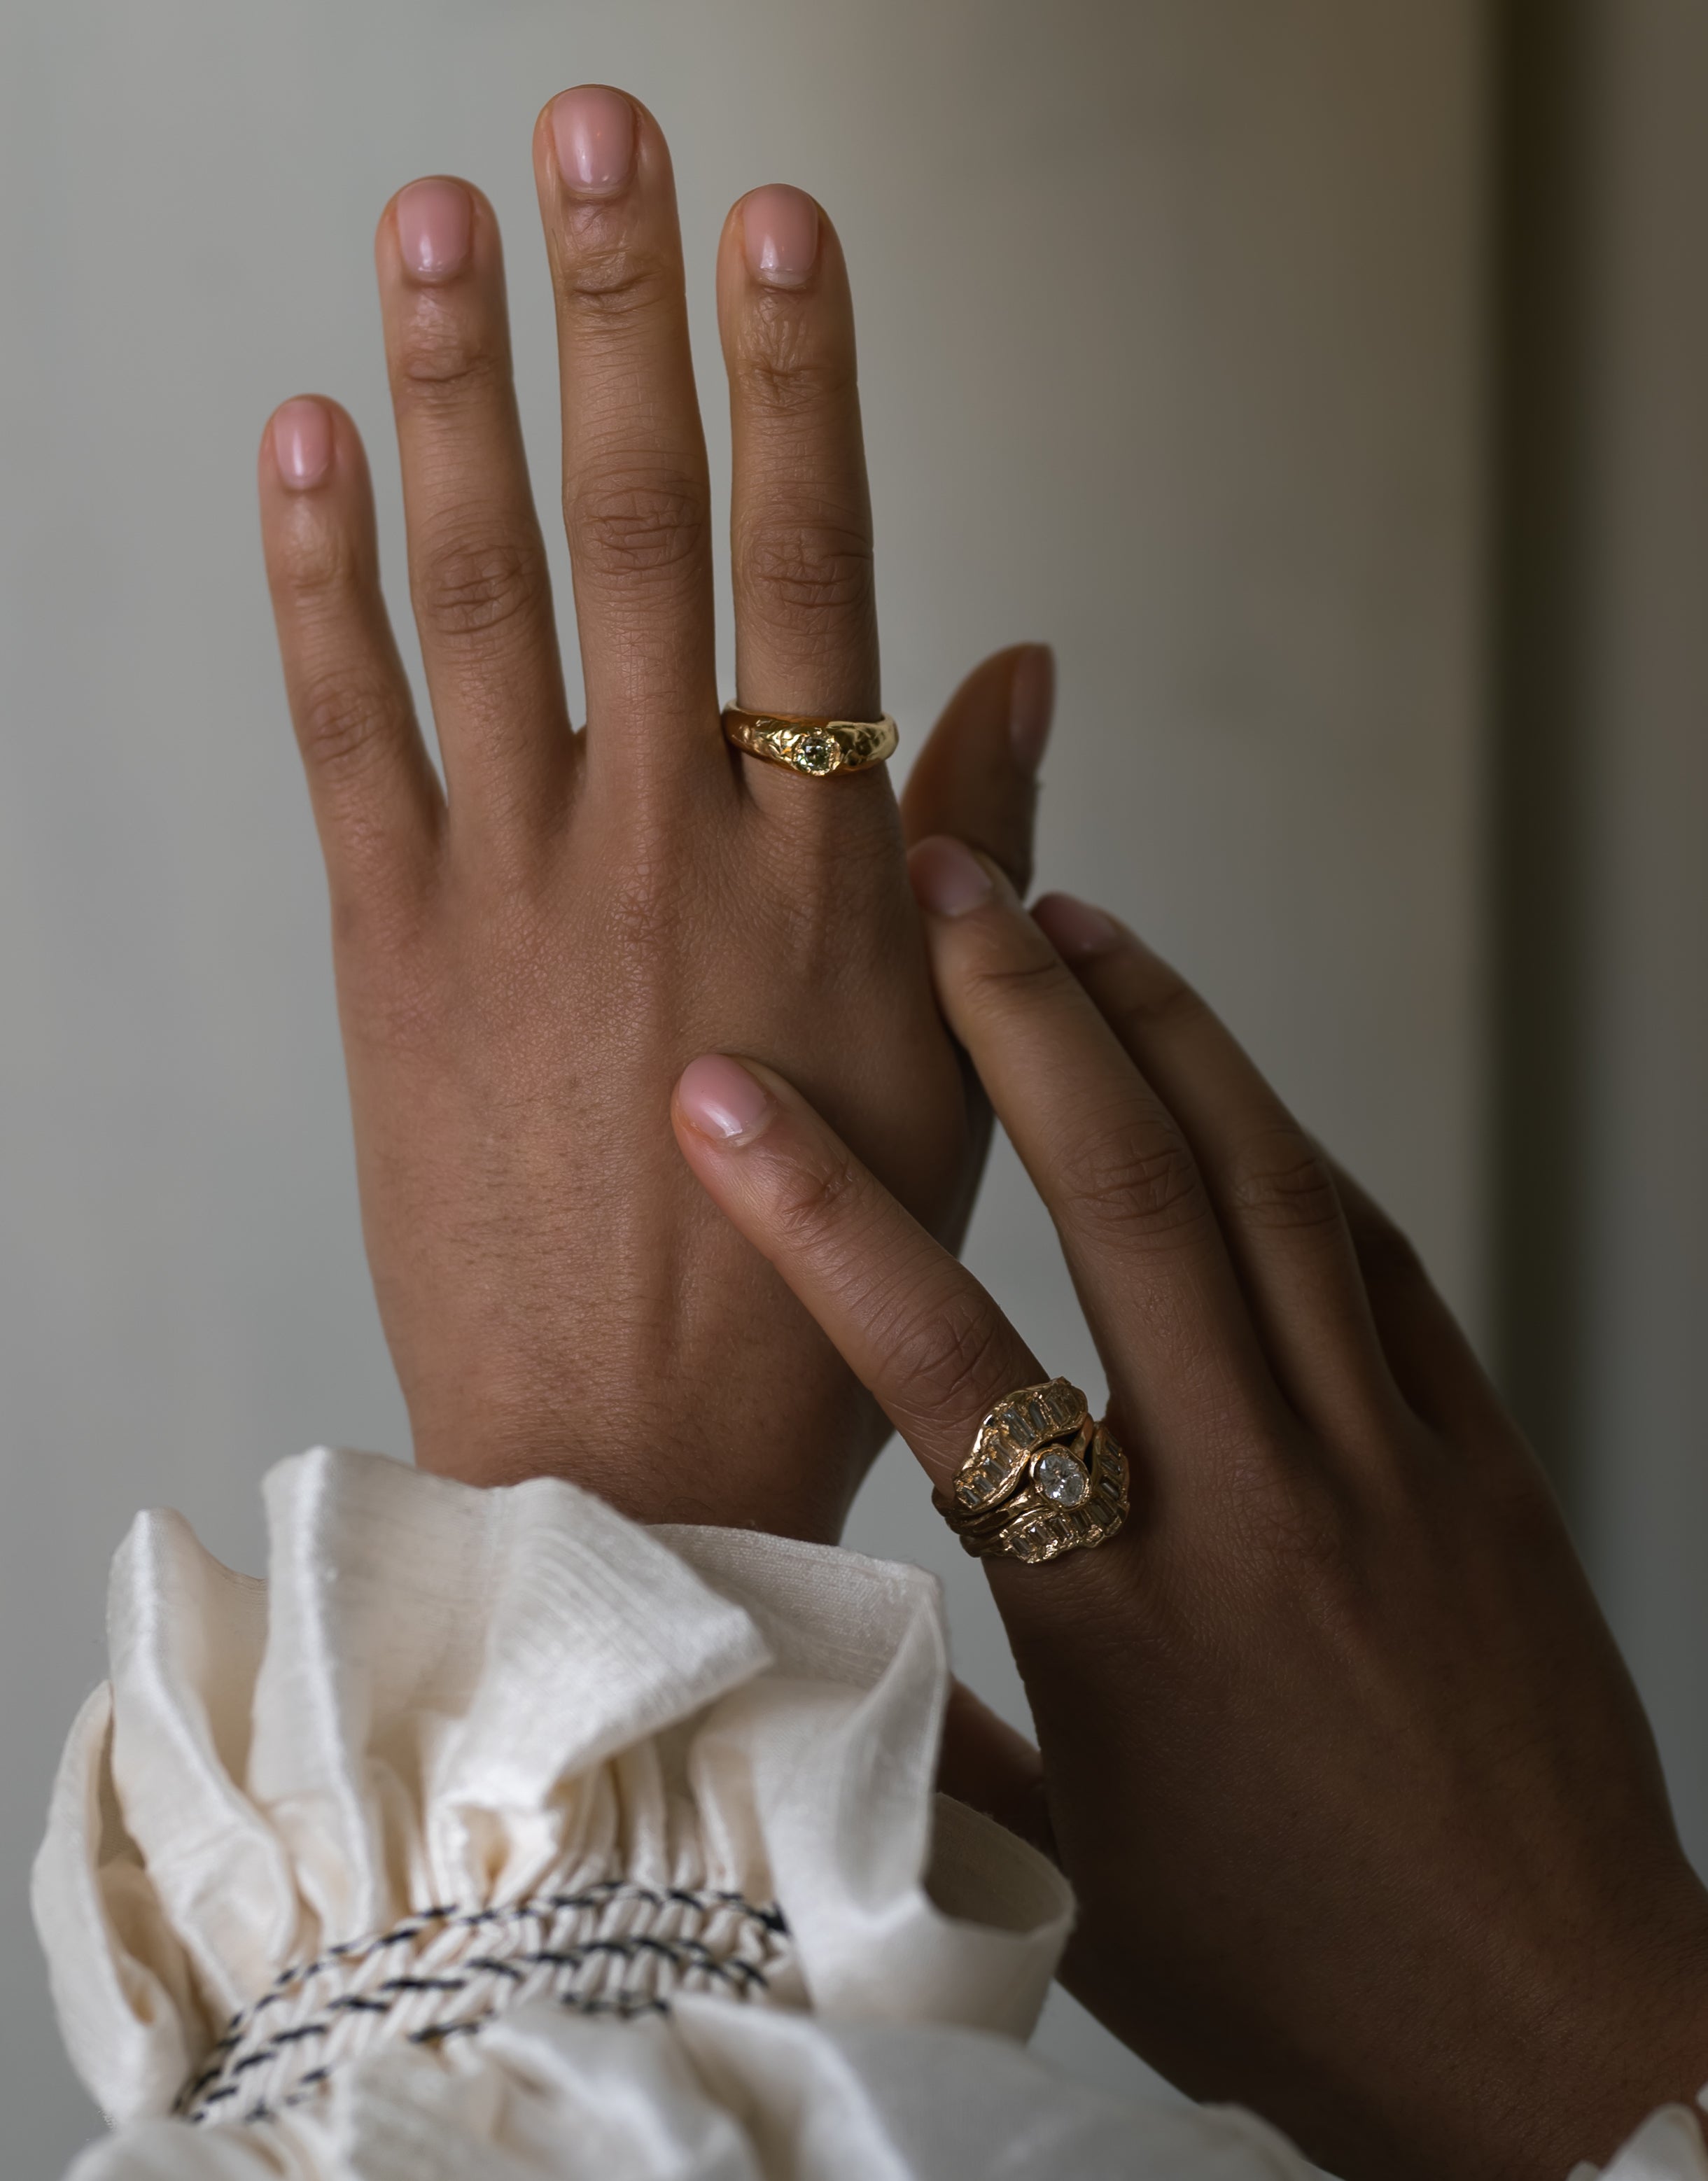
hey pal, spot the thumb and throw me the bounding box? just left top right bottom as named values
left=900, top=644, right=1054, bottom=896
left=937, top=1676, right=1058, bottom=1863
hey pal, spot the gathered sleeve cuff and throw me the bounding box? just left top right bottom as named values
left=32, top=1447, right=1072, bottom=2136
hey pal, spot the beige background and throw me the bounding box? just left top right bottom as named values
left=3, top=0, right=1494, bottom=2168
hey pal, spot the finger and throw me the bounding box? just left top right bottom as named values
left=534, top=87, right=718, bottom=786
left=718, top=186, right=878, bottom=733
left=907, top=838, right=1284, bottom=1478
left=937, top=1681, right=1056, bottom=1862
left=901, top=644, right=1054, bottom=895
left=377, top=178, right=569, bottom=847
left=1032, top=894, right=1406, bottom=1456
left=258, top=398, right=442, bottom=912
left=1327, top=1157, right=1510, bottom=1442
left=670, top=1052, right=1043, bottom=1490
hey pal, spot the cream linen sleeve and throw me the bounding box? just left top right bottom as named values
left=32, top=1445, right=1322, bottom=2181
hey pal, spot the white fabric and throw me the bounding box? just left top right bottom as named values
left=1574, top=2104, right=1708, bottom=2181
left=40, top=1440, right=1683, bottom=2181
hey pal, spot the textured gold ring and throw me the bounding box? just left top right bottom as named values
left=934, top=1378, right=1129, bottom=1566
left=722, top=705, right=899, bottom=778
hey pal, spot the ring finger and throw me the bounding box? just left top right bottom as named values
left=716, top=186, right=882, bottom=818
left=533, top=88, right=718, bottom=788
left=377, top=177, right=568, bottom=846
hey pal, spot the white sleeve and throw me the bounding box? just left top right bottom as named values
left=29, top=1444, right=1322, bottom=2180
left=1572, top=2105, right=1708, bottom=2181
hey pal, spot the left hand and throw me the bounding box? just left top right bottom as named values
left=672, top=833, right=1708, bottom=2181
left=256, top=87, right=1047, bottom=1538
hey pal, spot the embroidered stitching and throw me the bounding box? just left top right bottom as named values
left=176, top=1881, right=791, bottom=2127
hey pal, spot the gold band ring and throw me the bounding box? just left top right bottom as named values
left=935, top=1378, right=1129, bottom=1565
left=722, top=706, right=899, bottom=778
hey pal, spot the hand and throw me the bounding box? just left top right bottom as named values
left=671, top=832, right=1708, bottom=2181
left=257, top=88, right=1050, bottom=1538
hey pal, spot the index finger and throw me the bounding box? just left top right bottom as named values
left=670, top=1052, right=1042, bottom=1493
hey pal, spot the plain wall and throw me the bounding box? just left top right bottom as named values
left=0, top=2, right=1486, bottom=2168
left=1564, top=0, right=1708, bottom=1866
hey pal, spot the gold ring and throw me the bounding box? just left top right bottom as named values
left=722, top=705, right=899, bottom=777
left=934, top=1379, right=1129, bottom=1566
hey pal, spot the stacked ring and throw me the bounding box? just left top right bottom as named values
left=721, top=705, right=899, bottom=777
left=935, top=1379, right=1129, bottom=1566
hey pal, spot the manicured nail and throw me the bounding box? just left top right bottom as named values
left=677, top=1055, right=775, bottom=1144
left=741, top=185, right=820, bottom=288
left=1010, top=644, right=1056, bottom=773
left=1035, top=892, right=1119, bottom=961
left=395, top=178, right=473, bottom=281
left=909, top=836, right=995, bottom=919
left=550, top=86, right=636, bottom=195
left=272, top=398, right=332, bottom=491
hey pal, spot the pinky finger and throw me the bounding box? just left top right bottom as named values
left=258, top=397, right=442, bottom=911
left=671, top=1051, right=1042, bottom=1494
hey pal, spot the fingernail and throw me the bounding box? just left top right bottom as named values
left=550, top=85, right=636, bottom=195
left=272, top=398, right=332, bottom=491
left=741, top=184, right=820, bottom=288
left=909, top=837, right=995, bottom=919
left=1035, top=892, right=1119, bottom=960
left=677, top=1055, right=775, bottom=1144
left=1010, top=644, right=1056, bottom=773
left=395, top=178, right=473, bottom=281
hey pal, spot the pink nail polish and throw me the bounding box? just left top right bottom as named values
left=678, top=1055, right=774, bottom=1143
left=550, top=85, right=636, bottom=195
left=272, top=398, right=332, bottom=491
left=741, top=185, right=820, bottom=288
left=395, top=178, right=473, bottom=281
left=1009, top=644, right=1056, bottom=773
left=909, top=837, right=995, bottom=920
left=1035, top=893, right=1119, bottom=961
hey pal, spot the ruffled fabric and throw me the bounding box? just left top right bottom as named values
left=24, top=1445, right=1396, bottom=2177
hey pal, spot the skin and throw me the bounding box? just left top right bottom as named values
left=254, top=73, right=1708, bottom=2181
left=256, top=91, right=1046, bottom=1539
left=672, top=836, right=1708, bottom=2181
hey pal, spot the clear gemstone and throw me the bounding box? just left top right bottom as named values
left=797, top=734, right=837, bottom=773
left=1033, top=1451, right=1090, bottom=1508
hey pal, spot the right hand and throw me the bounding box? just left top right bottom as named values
left=672, top=833, right=1708, bottom=2181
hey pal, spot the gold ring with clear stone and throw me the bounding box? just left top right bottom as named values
left=721, top=706, right=899, bottom=777
left=934, top=1378, right=1130, bottom=1566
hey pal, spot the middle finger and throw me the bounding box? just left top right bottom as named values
left=908, top=836, right=1284, bottom=1480
left=533, top=88, right=719, bottom=790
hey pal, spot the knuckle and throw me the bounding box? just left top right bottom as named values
left=391, top=313, right=508, bottom=410
left=740, top=517, right=873, bottom=636
left=738, top=340, right=858, bottom=420
left=412, top=528, right=546, bottom=645
left=1052, top=1120, right=1209, bottom=1251
left=568, top=459, right=709, bottom=586
left=557, top=236, right=673, bottom=322
left=960, top=946, right=1077, bottom=1018
left=1224, top=1129, right=1343, bottom=1235
left=1104, top=965, right=1205, bottom=1050
left=764, top=1142, right=863, bottom=1252
left=883, top=1287, right=1011, bottom=1435
left=295, top=665, right=408, bottom=783
left=275, top=512, right=364, bottom=605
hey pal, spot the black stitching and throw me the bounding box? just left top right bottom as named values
left=177, top=1885, right=790, bottom=2126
